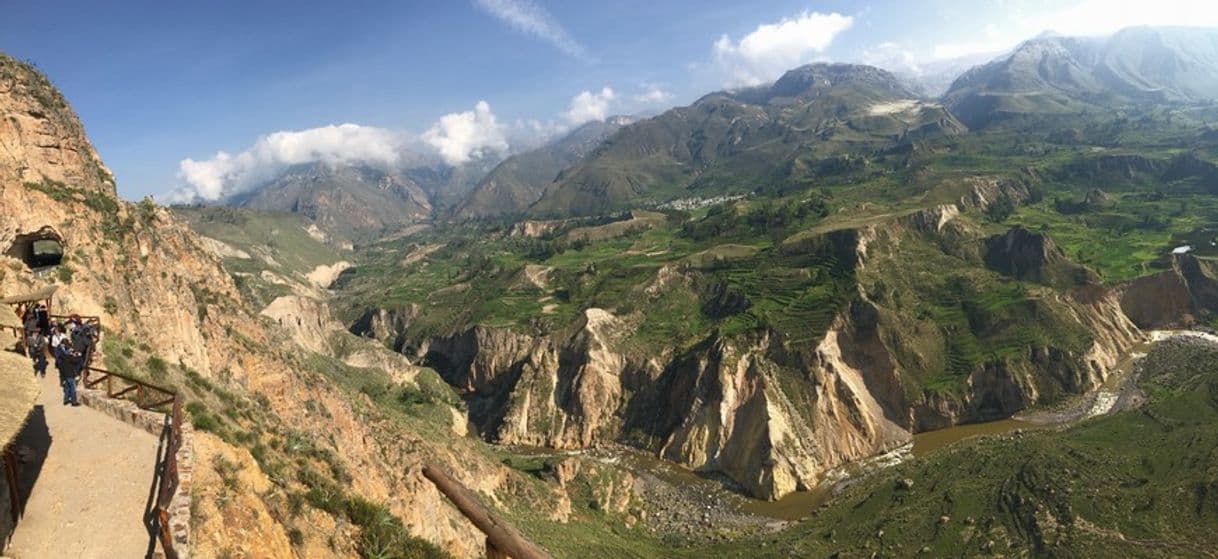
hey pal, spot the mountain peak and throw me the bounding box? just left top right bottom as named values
left=766, top=62, right=912, bottom=101
left=944, top=25, right=1218, bottom=128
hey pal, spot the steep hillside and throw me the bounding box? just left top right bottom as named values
left=339, top=164, right=1148, bottom=502
left=227, top=162, right=432, bottom=243
left=455, top=116, right=632, bottom=219
left=944, top=26, right=1218, bottom=128
left=528, top=63, right=965, bottom=217
left=683, top=333, right=1218, bottom=557
left=0, top=53, right=598, bottom=559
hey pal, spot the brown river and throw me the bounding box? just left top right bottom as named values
left=507, top=333, right=1186, bottom=522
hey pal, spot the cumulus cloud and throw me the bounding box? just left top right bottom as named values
left=169, top=102, right=510, bottom=202
left=713, top=11, right=853, bottom=86
left=860, top=42, right=922, bottom=75
left=474, top=0, right=591, bottom=61
left=170, top=124, right=403, bottom=203
left=634, top=85, right=673, bottom=104
left=563, top=87, right=616, bottom=125
left=931, top=1, right=1218, bottom=61
left=422, top=100, right=509, bottom=165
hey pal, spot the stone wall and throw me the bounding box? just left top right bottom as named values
left=78, top=387, right=194, bottom=559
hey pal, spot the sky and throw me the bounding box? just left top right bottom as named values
left=2, top=0, right=1217, bottom=201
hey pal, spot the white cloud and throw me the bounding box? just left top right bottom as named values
left=169, top=102, right=511, bottom=201
left=422, top=100, right=509, bottom=165
left=1034, top=0, right=1218, bottom=37
left=932, top=1, right=1218, bottom=60
left=171, top=124, right=403, bottom=203
left=634, top=85, right=673, bottom=104
left=507, top=118, right=569, bottom=151
left=860, top=42, right=921, bottom=75
left=713, top=11, right=854, bottom=86
left=563, top=87, right=616, bottom=125
left=474, top=0, right=591, bottom=61
left=931, top=24, right=1008, bottom=60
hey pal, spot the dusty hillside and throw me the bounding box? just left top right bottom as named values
left=0, top=53, right=570, bottom=559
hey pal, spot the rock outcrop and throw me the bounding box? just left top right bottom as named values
left=402, top=195, right=1142, bottom=501
left=0, top=52, right=546, bottom=558
left=1121, top=253, right=1218, bottom=328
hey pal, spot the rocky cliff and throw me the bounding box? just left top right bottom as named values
left=0, top=53, right=565, bottom=559
left=1120, top=252, right=1218, bottom=328
left=385, top=187, right=1142, bottom=501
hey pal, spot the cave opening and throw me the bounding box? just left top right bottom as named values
left=5, top=228, right=65, bottom=271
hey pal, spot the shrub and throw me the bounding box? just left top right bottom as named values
left=55, top=264, right=73, bottom=283
left=146, top=355, right=169, bottom=381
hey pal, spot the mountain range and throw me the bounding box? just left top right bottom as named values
left=217, top=25, right=1218, bottom=229
left=945, top=26, right=1218, bottom=127
left=9, top=23, right=1218, bottom=559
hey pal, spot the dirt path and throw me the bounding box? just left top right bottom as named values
left=6, top=373, right=160, bottom=559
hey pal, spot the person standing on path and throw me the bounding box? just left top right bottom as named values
left=27, top=329, right=47, bottom=377
left=50, top=322, right=65, bottom=351
left=21, top=312, right=39, bottom=356
left=54, top=339, right=80, bottom=406
left=33, top=302, right=49, bottom=335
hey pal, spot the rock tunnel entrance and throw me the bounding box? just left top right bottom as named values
left=5, top=228, right=64, bottom=271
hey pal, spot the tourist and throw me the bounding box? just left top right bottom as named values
left=69, top=315, right=95, bottom=367
left=21, top=312, right=39, bottom=356
left=33, top=303, right=49, bottom=335
left=49, top=322, right=66, bottom=352
left=26, top=328, right=47, bottom=378
left=54, top=339, right=80, bottom=406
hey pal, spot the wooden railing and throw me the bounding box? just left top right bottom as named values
left=49, top=314, right=101, bottom=327
left=83, top=366, right=183, bottom=559
left=83, top=367, right=178, bottom=411
left=422, top=464, right=551, bottom=559
left=3, top=305, right=184, bottom=557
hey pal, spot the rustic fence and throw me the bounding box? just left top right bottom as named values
left=82, top=365, right=185, bottom=559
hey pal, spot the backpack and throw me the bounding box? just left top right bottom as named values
left=71, top=327, right=91, bottom=354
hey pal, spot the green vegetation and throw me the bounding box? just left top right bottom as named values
left=174, top=206, right=348, bottom=308
left=687, top=337, right=1218, bottom=557
left=54, top=262, right=73, bottom=283
left=302, top=482, right=450, bottom=559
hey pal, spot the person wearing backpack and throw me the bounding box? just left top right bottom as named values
left=70, top=319, right=95, bottom=370
left=27, top=330, right=47, bottom=378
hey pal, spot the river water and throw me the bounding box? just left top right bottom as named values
left=504, top=332, right=1189, bottom=522
left=737, top=416, right=1036, bottom=520
left=740, top=333, right=1179, bottom=520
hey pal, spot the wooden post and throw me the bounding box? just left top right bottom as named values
left=421, top=464, right=551, bottom=559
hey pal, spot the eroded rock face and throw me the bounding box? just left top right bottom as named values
left=349, top=304, right=419, bottom=353
left=984, top=226, right=1063, bottom=283
left=407, top=193, right=1143, bottom=501
left=1, top=54, right=524, bottom=558
left=1121, top=253, right=1218, bottom=328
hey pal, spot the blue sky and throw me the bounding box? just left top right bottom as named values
left=3, top=0, right=1216, bottom=200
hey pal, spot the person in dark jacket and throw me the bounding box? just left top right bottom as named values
left=54, top=341, right=80, bottom=406
left=33, top=303, right=49, bottom=336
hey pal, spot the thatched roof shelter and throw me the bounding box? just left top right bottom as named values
left=0, top=285, right=58, bottom=305
left=0, top=350, right=39, bottom=446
